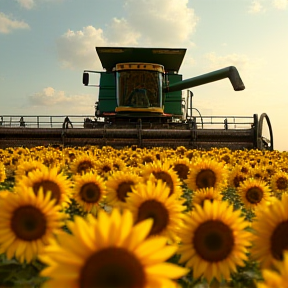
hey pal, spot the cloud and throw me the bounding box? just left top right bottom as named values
left=16, top=0, right=64, bottom=9
left=28, top=87, right=95, bottom=113
left=273, top=0, right=288, bottom=9
left=56, top=0, right=198, bottom=69
left=122, top=0, right=198, bottom=46
left=0, top=12, right=30, bottom=34
left=247, top=0, right=287, bottom=13
left=56, top=26, right=107, bottom=70
left=248, top=1, right=266, bottom=13
left=17, top=0, right=35, bottom=10
left=203, top=52, right=254, bottom=74
left=201, top=52, right=265, bottom=88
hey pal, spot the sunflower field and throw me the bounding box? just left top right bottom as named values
left=0, top=145, right=288, bottom=288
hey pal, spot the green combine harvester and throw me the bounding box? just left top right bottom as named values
left=0, top=47, right=273, bottom=150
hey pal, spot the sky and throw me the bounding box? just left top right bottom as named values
left=0, top=0, right=288, bottom=151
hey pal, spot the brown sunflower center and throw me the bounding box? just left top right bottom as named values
left=11, top=205, right=47, bottom=241
left=196, top=169, right=216, bottom=189
left=271, top=220, right=288, bottom=260
left=173, top=164, right=189, bottom=180
left=80, top=183, right=101, bottom=203
left=152, top=171, right=174, bottom=196
left=79, top=247, right=146, bottom=288
left=33, top=180, right=61, bottom=204
left=102, top=165, right=112, bottom=173
left=193, top=220, right=234, bottom=262
left=276, top=177, right=288, bottom=190
left=77, top=160, right=94, bottom=174
left=142, top=156, right=154, bottom=164
left=241, top=167, right=249, bottom=174
left=233, top=175, right=245, bottom=188
left=186, top=152, right=194, bottom=160
left=245, top=187, right=263, bottom=204
left=137, top=200, right=169, bottom=236
left=117, top=181, right=134, bottom=202
left=221, top=155, right=230, bottom=164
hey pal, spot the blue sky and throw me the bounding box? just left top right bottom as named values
left=0, top=0, right=288, bottom=151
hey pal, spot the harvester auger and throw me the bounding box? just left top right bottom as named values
left=0, top=47, right=273, bottom=150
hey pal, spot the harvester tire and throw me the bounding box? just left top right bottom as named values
left=257, top=113, right=273, bottom=151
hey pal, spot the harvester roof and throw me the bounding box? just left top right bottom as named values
left=96, top=47, right=186, bottom=73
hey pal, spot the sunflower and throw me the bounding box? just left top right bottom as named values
left=175, top=146, right=187, bottom=156
left=257, top=251, right=288, bottom=288
left=72, top=172, right=107, bottom=215
left=111, top=157, right=127, bottom=172
left=105, top=171, right=142, bottom=209
left=192, top=187, right=223, bottom=207
left=251, top=194, right=288, bottom=268
left=185, top=159, right=227, bottom=192
left=0, top=190, right=11, bottom=199
left=184, top=149, right=200, bottom=161
left=0, top=161, right=6, bottom=182
left=171, top=157, right=191, bottom=181
left=141, top=160, right=183, bottom=197
left=95, top=158, right=116, bottom=177
left=140, top=152, right=156, bottom=164
left=270, top=171, right=288, bottom=195
left=227, top=166, right=247, bottom=189
left=15, top=166, right=71, bottom=207
left=248, top=165, right=267, bottom=181
left=237, top=178, right=272, bottom=210
left=0, top=187, right=66, bottom=263
left=126, top=179, right=186, bottom=241
left=14, top=159, right=46, bottom=183
left=178, top=200, right=251, bottom=283
left=40, top=208, right=189, bottom=288
left=69, top=154, right=97, bottom=175
left=239, top=163, right=251, bottom=175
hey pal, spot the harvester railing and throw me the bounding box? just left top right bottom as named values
left=0, top=115, right=255, bottom=130
left=0, top=115, right=95, bottom=129
left=193, top=115, right=255, bottom=130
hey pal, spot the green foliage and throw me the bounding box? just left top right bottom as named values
left=182, top=184, right=194, bottom=211
left=0, top=254, right=46, bottom=288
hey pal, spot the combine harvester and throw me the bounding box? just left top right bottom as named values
left=0, top=47, right=273, bottom=150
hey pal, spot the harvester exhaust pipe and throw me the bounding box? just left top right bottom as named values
left=164, top=66, right=245, bottom=93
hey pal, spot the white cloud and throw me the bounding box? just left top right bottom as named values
left=28, top=87, right=95, bottom=113
left=56, top=26, right=108, bottom=70
left=0, top=12, right=30, bottom=34
left=202, top=52, right=264, bottom=87
left=204, top=52, right=252, bottom=73
left=17, top=0, right=35, bottom=10
left=122, top=0, right=198, bottom=46
left=105, top=17, right=141, bottom=46
left=273, top=0, right=288, bottom=9
left=248, top=1, right=266, bottom=13
left=56, top=0, right=198, bottom=69
left=16, top=0, right=64, bottom=9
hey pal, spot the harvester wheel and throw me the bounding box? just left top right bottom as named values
left=257, top=113, right=273, bottom=151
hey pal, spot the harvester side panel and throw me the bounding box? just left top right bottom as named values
left=98, top=72, right=117, bottom=113
left=163, top=74, right=183, bottom=115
